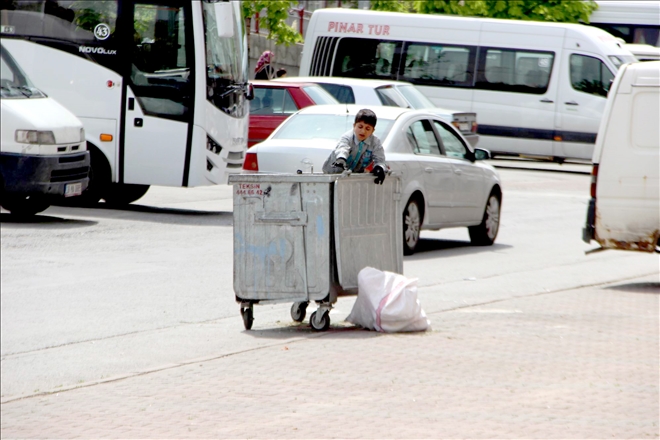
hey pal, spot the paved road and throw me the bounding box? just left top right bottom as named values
left=1, top=163, right=658, bottom=438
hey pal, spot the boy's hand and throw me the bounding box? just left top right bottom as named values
left=372, top=165, right=386, bottom=185
left=333, top=157, right=348, bottom=170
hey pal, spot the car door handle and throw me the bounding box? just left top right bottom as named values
left=564, top=101, right=579, bottom=106
left=540, top=98, right=554, bottom=103
left=424, top=167, right=433, bottom=173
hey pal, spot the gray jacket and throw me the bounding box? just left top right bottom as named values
left=322, top=130, right=387, bottom=174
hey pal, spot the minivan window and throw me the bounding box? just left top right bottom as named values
left=333, top=37, right=402, bottom=79
left=402, top=43, right=475, bottom=87
left=570, top=54, right=614, bottom=97
left=476, top=48, right=554, bottom=94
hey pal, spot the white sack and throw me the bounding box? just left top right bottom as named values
left=346, top=267, right=430, bottom=332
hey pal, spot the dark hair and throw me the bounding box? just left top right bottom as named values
left=276, top=68, right=287, bottom=78
left=355, top=109, right=377, bottom=127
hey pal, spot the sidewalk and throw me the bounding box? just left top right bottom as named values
left=1, top=275, right=658, bottom=439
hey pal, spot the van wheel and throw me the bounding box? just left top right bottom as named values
left=1, top=194, right=50, bottom=216
left=469, top=192, right=501, bottom=246
left=403, top=198, right=422, bottom=255
left=103, top=183, right=150, bottom=205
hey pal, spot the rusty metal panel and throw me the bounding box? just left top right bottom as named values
left=334, top=174, right=403, bottom=289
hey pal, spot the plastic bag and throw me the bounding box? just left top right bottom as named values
left=346, top=267, right=430, bottom=332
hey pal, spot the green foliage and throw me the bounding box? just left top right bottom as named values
left=370, top=1, right=415, bottom=13
left=413, top=0, right=598, bottom=23
left=242, top=1, right=303, bottom=46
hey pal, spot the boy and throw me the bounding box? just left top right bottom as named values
left=322, top=109, right=387, bottom=184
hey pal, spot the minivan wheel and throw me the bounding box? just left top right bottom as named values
left=469, top=192, right=501, bottom=246
left=403, top=198, right=421, bottom=255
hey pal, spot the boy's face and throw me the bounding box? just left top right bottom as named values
left=353, top=121, right=375, bottom=142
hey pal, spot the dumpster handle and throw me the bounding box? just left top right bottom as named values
left=298, top=183, right=310, bottom=300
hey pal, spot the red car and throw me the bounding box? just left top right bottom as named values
left=248, top=80, right=339, bottom=147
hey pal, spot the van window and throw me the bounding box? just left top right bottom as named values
left=401, top=43, right=475, bottom=87
left=333, top=38, right=402, bottom=78
left=569, top=54, right=614, bottom=98
left=408, top=120, right=441, bottom=155
left=476, top=48, right=554, bottom=94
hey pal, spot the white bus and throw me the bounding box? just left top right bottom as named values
left=589, top=1, right=660, bottom=47
left=299, top=8, right=636, bottom=162
left=1, top=0, right=251, bottom=205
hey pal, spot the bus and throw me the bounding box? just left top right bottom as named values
left=589, top=1, right=660, bottom=47
left=0, top=0, right=251, bottom=205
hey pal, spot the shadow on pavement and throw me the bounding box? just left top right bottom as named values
left=604, top=282, right=660, bottom=294
left=49, top=202, right=233, bottom=227
left=244, top=323, right=381, bottom=339
left=407, top=238, right=513, bottom=259
left=0, top=213, right=97, bottom=228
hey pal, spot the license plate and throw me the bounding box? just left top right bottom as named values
left=459, top=122, right=469, bottom=132
left=64, top=182, right=83, bottom=197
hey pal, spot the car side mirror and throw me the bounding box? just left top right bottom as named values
left=474, top=148, right=490, bottom=161
left=245, top=83, right=254, bottom=101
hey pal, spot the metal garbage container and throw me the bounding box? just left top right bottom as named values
left=228, top=172, right=403, bottom=331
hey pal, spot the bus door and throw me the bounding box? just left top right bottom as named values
left=122, top=0, right=193, bottom=187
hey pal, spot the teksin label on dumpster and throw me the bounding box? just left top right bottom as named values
left=235, top=183, right=268, bottom=197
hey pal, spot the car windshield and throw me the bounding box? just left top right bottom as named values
left=273, top=114, right=394, bottom=140
left=397, top=85, right=436, bottom=109
left=302, top=85, right=339, bottom=105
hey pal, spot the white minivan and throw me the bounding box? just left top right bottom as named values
left=1, top=43, right=89, bottom=215
left=299, top=8, right=636, bottom=162
left=582, top=61, right=659, bottom=253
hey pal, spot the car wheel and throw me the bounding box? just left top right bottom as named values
left=403, top=198, right=422, bottom=255
left=469, top=191, right=501, bottom=246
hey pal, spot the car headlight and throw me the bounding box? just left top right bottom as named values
left=15, top=130, right=56, bottom=144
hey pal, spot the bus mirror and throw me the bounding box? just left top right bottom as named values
left=246, top=83, right=254, bottom=100
left=214, top=2, right=235, bottom=38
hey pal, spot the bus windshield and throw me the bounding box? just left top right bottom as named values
left=203, top=1, right=247, bottom=117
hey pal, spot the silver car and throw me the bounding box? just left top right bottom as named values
left=242, top=104, right=501, bottom=255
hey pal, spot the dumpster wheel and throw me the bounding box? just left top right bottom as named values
left=241, top=304, right=254, bottom=330
left=310, top=310, right=330, bottom=331
left=291, top=301, right=309, bottom=322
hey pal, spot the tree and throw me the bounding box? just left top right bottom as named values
left=370, top=0, right=415, bottom=13
left=411, top=0, right=598, bottom=23
left=242, top=1, right=303, bottom=46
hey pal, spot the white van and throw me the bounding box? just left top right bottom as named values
left=582, top=61, right=659, bottom=253
left=1, top=44, right=89, bottom=215
left=300, top=8, right=636, bottom=161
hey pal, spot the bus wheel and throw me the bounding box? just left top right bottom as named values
left=1, top=194, right=50, bottom=216
left=103, top=183, right=150, bottom=206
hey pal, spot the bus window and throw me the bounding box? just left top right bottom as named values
left=130, top=2, right=191, bottom=119
left=476, top=47, right=553, bottom=95
left=569, top=54, right=613, bottom=98
left=400, top=43, right=475, bottom=87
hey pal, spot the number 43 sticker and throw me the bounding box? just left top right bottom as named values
left=94, top=23, right=111, bottom=41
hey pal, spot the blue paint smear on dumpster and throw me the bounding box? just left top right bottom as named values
left=317, top=215, right=325, bottom=237
left=235, top=233, right=290, bottom=298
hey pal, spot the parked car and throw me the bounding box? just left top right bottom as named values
left=248, top=80, right=339, bottom=147
left=242, top=104, right=501, bottom=254
left=274, top=77, right=479, bottom=146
